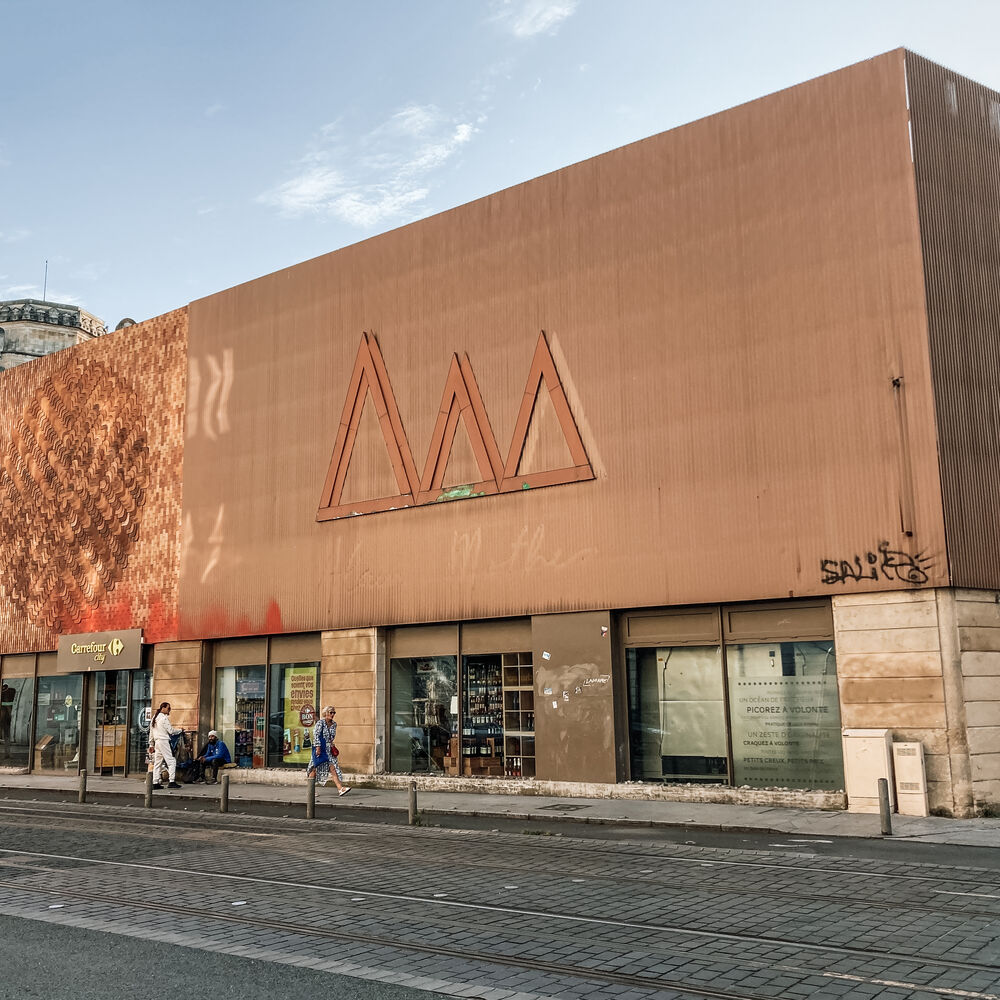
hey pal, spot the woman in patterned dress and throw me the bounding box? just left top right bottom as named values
left=309, top=705, right=350, bottom=795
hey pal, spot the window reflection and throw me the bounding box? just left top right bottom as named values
left=390, top=657, right=457, bottom=774
left=215, top=665, right=266, bottom=768
left=627, top=646, right=728, bottom=783
left=0, top=677, right=33, bottom=768
left=35, top=675, right=84, bottom=772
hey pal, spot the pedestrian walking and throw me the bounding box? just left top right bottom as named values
left=307, top=705, right=350, bottom=795
left=149, top=701, right=182, bottom=789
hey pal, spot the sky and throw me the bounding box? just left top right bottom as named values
left=3, top=0, right=1000, bottom=327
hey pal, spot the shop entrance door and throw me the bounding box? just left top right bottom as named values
left=88, top=671, right=130, bottom=776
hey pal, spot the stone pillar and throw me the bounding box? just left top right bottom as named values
left=953, top=590, right=1000, bottom=812
left=321, top=627, right=377, bottom=774
left=936, top=590, right=973, bottom=816
left=151, top=641, right=207, bottom=736
left=832, top=589, right=974, bottom=817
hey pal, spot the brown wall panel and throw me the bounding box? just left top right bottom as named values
left=1, top=653, right=35, bottom=678
left=173, top=52, right=945, bottom=636
left=270, top=633, right=322, bottom=662
left=388, top=625, right=458, bottom=658
left=460, top=619, right=531, bottom=654
left=723, top=602, right=833, bottom=642
left=532, top=610, right=617, bottom=783
left=908, top=53, right=1000, bottom=589
left=213, top=637, right=267, bottom=667
left=623, top=609, right=721, bottom=646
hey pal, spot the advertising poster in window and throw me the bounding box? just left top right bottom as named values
left=280, top=665, right=318, bottom=766
left=729, top=674, right=843, bottom=789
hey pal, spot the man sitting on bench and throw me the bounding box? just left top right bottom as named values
left=194, top=730, right=231, bottom=784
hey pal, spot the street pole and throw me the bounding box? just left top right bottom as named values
left=144, top=771, right=153, bottom=808
left=878, top=777, right=893, bottom=836
left=408, top=780, right=418, bottom=826
left=306, top=777, right=315, bottom=819
left=220, top=772, right=230, bottom=814
left=78, top=769, right=87, bottom=804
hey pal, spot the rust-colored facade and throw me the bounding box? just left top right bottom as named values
left=2, top=50, right=1000, bottom=816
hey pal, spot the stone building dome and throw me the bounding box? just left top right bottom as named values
left=0, top=298, right=107, bottom=371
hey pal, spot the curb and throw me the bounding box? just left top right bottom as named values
left=0, top=784, right=807, bottom=839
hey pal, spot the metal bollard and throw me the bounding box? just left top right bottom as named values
left=306, top=777, right=315, bottom=819
left=78, top=769, right=87, bottom=805
left=144, top=771, right=153, bottom=808
left=408, top=780, right=417, bottom=826
left=219, top=772, right=230, bottom=814
left=878, top=777, right=893, bottom=836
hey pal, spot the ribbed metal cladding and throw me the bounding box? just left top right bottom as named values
left=907, top=52, right=1000, bottom=588
left=178, top=51, right=947, bottom=637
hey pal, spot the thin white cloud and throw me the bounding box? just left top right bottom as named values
left=70, top=262, right=108, bottom=283
left=204, top=103, right=225, bottom=118
left=0, top=229, right=29, bottom=244
left=258, top=103, right=476, bottom=227
left=1, top=284, right=37, bottom=297
left=491, top=0, right=578, bottom=37
left=45, top=288, right=84, bottom=306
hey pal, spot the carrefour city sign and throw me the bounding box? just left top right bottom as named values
left=56, top=629, right=143, bottom=672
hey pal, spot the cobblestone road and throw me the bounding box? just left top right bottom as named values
left=0, top=801, right=997, bottom=999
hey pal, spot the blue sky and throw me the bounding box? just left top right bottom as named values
left=3, top=0, right=999, bottom=327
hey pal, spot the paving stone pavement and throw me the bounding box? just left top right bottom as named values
left=0, top=800, right=996, bottom=999
left=4, top=770, right=1000, bottom=847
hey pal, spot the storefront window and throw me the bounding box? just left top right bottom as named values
left=626, top=646, right=728, bottom=784
left=462, top=655, right=503, bottom=776
left=215, top=665, right=266, bottom=768
left=390, top=656, right=457, bottom=774
left=0, top=677, right=33, bottom=768
left=34, top=675, right=84, bottom=772
left=267, top=662, right=319, bottom=768
left=726, top=641, right=843, bottom=790
left=128, top=668, right=152, bottom=775
left=87, top=671, right=129, bottom=775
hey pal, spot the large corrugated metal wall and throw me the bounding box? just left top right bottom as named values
left=177, top=51, right=948, bottom=638
left=908, top=52, right=1000, bottom=589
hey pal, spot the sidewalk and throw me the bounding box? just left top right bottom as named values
left=3, top=771, right=1000, bottom=847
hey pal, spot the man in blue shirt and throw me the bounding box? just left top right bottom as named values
left=194, top=730, right=231, bottom=784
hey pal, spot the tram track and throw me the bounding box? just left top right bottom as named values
left=0, top=801, right=997, bottom=922
left=0, top=847, right=998, bottom=981
left=1, top=870, right=998, bottom=1000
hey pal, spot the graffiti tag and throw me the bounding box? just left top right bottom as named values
left=820, top=541, right=932, bottom=586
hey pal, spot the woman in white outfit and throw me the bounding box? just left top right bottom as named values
left=149, top=701, right=182, bottom=789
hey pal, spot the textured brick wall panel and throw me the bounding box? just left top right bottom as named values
left=0, top=309, right=187, bottom=655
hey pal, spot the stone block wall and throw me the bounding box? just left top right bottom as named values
left=954, top=590, right=1000, bottom=810
left=1, top=321, right=78, bottom=366
left=0, top=300, right=104, bottom=370
left=832, top=590, right=972, bottom=816
left=321, top=627, right=376, bottom=773
left=151, top=641, right=207, bottom=736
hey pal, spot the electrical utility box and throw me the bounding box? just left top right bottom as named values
left=842, top=728, right=895, bottom=813
left=892, top=741, right=929, bottom=817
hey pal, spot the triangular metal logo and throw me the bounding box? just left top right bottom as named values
left=500, top=331, right=594, bottom=491
left=316, top=333, right=418, bottom=520
left=317, top=330, right=593, bottom=521
left=417, top=353, right=503, bottom=503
